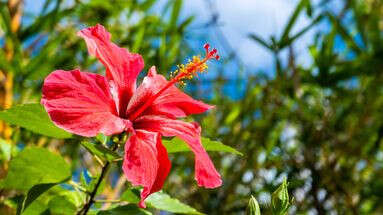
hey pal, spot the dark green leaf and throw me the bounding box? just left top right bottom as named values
left=169, top=0, right=182, bottom=28
left=18, top=183, right=58, bottom=215
left=1, top=147, right=71, bottom=190
left=0, top=49, right=13, bottom=72
left=162, top=137, right=242, bottom=156
left=304, top=0, right=313, bottom=16
left=327, top=12, right=362, bottom=54
left=290, top=15, right=323, bottom=40
left=0, top=104, right=72, bottom=139
left=20, top=185, right=82, bottom=215
left=248, top=34, right=272, bottom=50
left=280, top=0, right=307, bottom=42
left=0, top=4, right=13, bottom=38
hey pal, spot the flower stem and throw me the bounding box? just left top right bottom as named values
left=77, top=143, right=118, bottom=215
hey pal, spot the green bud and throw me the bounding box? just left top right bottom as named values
left=271, top=178, right=291, bottom=215
left=247, top=195, right=261, bottom=215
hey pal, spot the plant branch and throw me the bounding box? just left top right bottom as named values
left=77, top=143, right=118, bottom=215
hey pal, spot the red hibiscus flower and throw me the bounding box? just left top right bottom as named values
left=41, top=24, right=222, bottom=208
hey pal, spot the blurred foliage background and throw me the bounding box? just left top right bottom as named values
left=1, top=0, right=383, bottom=214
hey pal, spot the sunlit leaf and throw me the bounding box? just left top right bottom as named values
left=121, top=189, right=203, bottom=214
left=0, top=104, right=72, bottom=139
left=162, top=137, right=242, bottom=156
left=271, top=178, right=292, bottom=215
left=48, top=196, right=77, bottom=215
left=18, top=183, right=58, bottom=215
left=247, top=195, right=261, bottom=215
left=146, top=192, right=203, bottom=215
left=80, top=141, right=121, bottom=162
left=120, top=189, right=140, bottom=204
left=1, top=147, right=71, bottom=190
left=0, top=138, right=12, bottom=161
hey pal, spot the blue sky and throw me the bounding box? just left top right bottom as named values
left=22, top=0, right=326, bottom=71
left=22, top=0, right=344, bottom=79
left=186, top=0, right=311, bottom=67
left=182, top=0, right=323, bottom=73
left=21, top=0, right=344, bottom=99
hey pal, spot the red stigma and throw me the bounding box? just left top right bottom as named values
left=204, top=44, right=220, bottom=61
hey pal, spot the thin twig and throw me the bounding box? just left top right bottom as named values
left=69, top=180, right=89, bottom=194
left=77, top=143, right=118, bottom=215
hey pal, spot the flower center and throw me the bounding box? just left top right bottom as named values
left=128, top=44, right=219, bottom=121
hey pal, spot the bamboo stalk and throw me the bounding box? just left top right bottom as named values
left=0, top=0, right=23, bottom=140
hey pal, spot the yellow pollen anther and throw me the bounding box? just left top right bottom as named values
left=176, top=56, right=208, bottom=80
left=170, top=43, right=219, bottom=83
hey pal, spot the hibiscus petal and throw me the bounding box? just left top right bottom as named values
left=77, top=24, right=144, bottom=115
left=122, top=129, right=171, bottom=208
left=126, top=66, right=214, bottom=119
left=41, top=69, right=132, bottom=137
left=134, top=115, right=222, bottom=188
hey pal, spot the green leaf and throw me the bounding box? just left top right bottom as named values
left=179, top=16, right=194, bottom=32
left=0, top=104, right=72, bottom=139
left=0, top=138, right=12, bottom=161
left=271, top=178, right=292, bottom=215
left=139, top=0, right=156, bottom=11
left=0, top=48, right=13, bottom=72
left=162, top=137, right=242, bottom=156
left=248, top=34, right=272, bottom=51
left=120, top=189, right=140, bottom=204
left=121, top=189, right=203, bottom=215
left=97, top=204, right=151, bottom=215
left=132, top=25, right=145, bottom=53
left=279, top=15, right=323, bottom=48
left=225, top=105, right=241, bottom=124
left=96, top=134, right=109, bottom=145
left=146, top=192, right=203, bottom=215
left=80, top=141, right=121, bottom=162
left=20, top=185, right=83, bottom=215
left=169, top=0, right=182, bottom=28
left=247, top=195, right=261, bottom=215
left=21, top=198, right=48, bottom=215
left=48, top=196, right=77, bottom=215
left=18, top=183, right=59, bottom=215
left=1, top=147, right=71, bottom=191
left=280, top=0, right=307, bottom=43
left=327, top=13, right=362, bottom=54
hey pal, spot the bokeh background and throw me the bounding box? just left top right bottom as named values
left=1, top=0, right=383, bottom=214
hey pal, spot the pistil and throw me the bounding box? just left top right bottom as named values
left=128, top=44, right=219, bottom=121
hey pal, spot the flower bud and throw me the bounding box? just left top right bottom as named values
left=247, top=195, right=261, bottom=215
left=271, top=178, right=292, bottom=215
